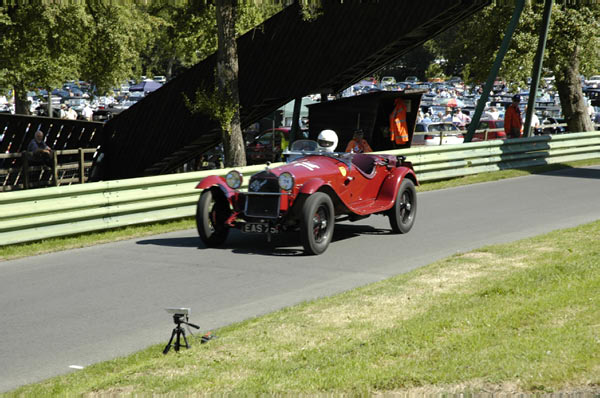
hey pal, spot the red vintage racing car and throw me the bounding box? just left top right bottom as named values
left=195, top=140, right=418, bottom=255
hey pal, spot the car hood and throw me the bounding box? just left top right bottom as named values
left=264, top=154, right=350, bottom=182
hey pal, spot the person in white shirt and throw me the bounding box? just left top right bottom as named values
left=66, top=106, right=78, bottom=120
left=454, top=108, right=471, bottom=127
left=81, top=104, right=93, bottom=121
left=488, top=107, right=500, bottom=120
left=524, top=106, right=540, bottom=134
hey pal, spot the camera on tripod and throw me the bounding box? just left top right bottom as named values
left=163, top=307, right=200, bottom=354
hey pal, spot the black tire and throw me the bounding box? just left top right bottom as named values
left=389, top=178, right=417, bottom=234
left=300, top=192, right=335, bottom=255
left=196, top=189, right=230, bottom=247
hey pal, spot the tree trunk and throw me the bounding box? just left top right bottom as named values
left=166, top=56, right=175, bottom=81
left=216, top=0, right=246, bottom=167
left=14, top=83, right=31, bottom=116
left=555, top=48, right=594, bottom=133
left=47, top=86, right=53, bottom=118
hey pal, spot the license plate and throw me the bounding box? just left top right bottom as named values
left=242, top=223, right=278, bottom=234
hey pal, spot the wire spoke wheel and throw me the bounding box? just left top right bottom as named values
left=312, top=206, right=330, bottom=243
left=196, top=189, right=230, bottom=247
left=301, top=193, right=335, bottom=255
left=389, top=178, right=417, bottom=234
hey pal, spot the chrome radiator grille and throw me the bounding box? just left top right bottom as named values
left=245, top=172, right=281, bottom=218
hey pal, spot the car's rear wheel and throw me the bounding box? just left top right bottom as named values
left=300, top=192, right=335, bottom=255
left=196, top=189, right=230, bottom=247
left=389, top=178, right=417, bottom=234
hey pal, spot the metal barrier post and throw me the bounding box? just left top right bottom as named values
left=21, top=151, right=29, bottom=190
left=79, top=148, right=85, bottom=184
left=53, top=150, right=59, bottom=186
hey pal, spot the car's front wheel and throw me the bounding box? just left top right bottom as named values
left=388, top=178, right=417, bottom=234
left=196, top=189, right=230, bottom=247
left=300, top=192, right=335, bottom=255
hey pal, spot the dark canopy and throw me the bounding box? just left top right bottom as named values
left=100, top=0, right=489, bottom=180
left=307, top=91, right=425, bottom=153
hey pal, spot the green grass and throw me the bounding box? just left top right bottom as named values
left=2, top=158, right=600, bottom=262
left=6, top=220, right=600, bottom=396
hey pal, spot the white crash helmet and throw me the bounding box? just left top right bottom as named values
left=317, top=129, right=338, bottom=153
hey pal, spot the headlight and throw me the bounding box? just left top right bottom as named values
left=278, top=172, right=294, bottom=191
left=225, top=170, right=243, bottom=189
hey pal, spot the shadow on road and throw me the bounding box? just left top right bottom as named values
left=137, top=236, right=199, bottom=248
left=537, top=166, right=600, bottom=180
left=136, top=223, right=391, bottom=256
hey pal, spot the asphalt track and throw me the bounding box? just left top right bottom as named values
left=1, top=165, right=600, bottom=392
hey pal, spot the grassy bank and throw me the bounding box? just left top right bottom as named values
left=2, top=158, right=600, bottom=262
left=7, top=220, right=600, bottom=396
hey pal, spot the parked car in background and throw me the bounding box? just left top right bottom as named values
left=467, top=119, right=506, bottom=141
left=246, top=127, right=309, bottom=164
left=380, top=76, right=396, bottom=87
left=64, top=97, right=89, bottom=115
left=584, top=75, right=600, bottom=88
left=538, top=117, right=567, bottom=135
left=413, top=122, right=464, bottom=146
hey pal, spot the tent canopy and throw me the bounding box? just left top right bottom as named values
left=129, top=80, right=163, bottom=92
left=307, top=91, right=424, bottom=153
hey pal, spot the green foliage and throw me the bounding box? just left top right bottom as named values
left=183, top=81, right=237, bottom=133
left=425, top=62, right=445, bottom=81
left=546, top=5, right=600, bottom=79
left=82, top=4, right=159, bottom=95
left=140, top=3, right=281, bottom=78
left=0, top=4, right=89, bottom=91
left=430, top=3, right=600, bottom=87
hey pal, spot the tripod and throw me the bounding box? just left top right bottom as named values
left=163, top=313, right=200, bottom=354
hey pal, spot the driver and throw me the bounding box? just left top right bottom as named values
left=317, top=129, right=338, bottom=152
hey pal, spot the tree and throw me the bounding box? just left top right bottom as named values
left=142, top=5, right=217, bottom=80
left=185, top=1, right=283, bottom=167
left=81, top=4, right=158, bottom=96
left=429, top=2, right=600, bottom=132
left=0, top=4, right=89, bottom=114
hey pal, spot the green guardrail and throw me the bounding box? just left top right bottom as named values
left=1, top=132, right=599, bottom=247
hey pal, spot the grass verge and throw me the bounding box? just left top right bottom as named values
left=2, top=158, right=600, bottom=263
left=5, top=220, right=600, bottom=396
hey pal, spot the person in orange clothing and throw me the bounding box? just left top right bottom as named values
left=345, top=129, right=373, bottom=153
left=504, top=94, right=523, bottom=138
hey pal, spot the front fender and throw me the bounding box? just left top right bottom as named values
left=377, top=168, right=418, bottom=204
left=195, top=175, right=236, bottom=199
left=298, top=177, right=327, bottom=195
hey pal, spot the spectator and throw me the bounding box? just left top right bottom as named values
left=66, top=105, right=78, bottom=120
left=442, top=107, right=453, bottom=122
left=59, top=104, right=68, bottom=119
left=81, top=103, right=93, bottom=121
left=524, top=106, right=540, bottom=135
left=454, top=108, right=471, bottom=128
left=345, top=129, right=373, bottom=153
left=421, top=112, right=433, bottom=124
left=486, top=106, right=500, bottom=120
left=504, top=94, right=523, bottom=138
left=27, top=130, right=53, bottom=168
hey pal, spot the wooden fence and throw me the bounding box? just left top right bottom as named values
left=0, top=148, right=97, bottom=191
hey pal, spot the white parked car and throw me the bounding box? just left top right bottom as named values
left=412, top=122, right=464, bottom=146
left=585, top=75, right=600, bottom=88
